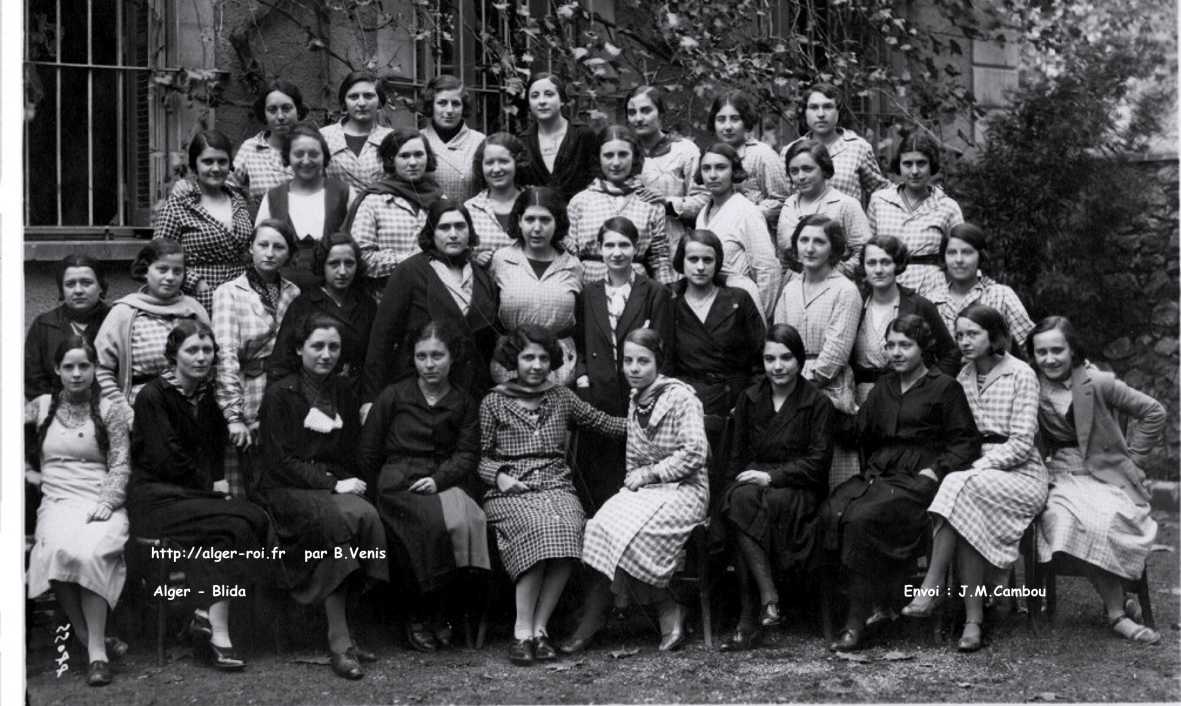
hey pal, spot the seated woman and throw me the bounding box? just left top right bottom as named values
left=129, top=320, right=271, bottom=671
left=26, top=255, right=111, bottom=399
left=718, top=324, right=834, bottom=651
left=358, top=321, right=489, bottom=652
left=565, top=329, right=708, bottom=654
left=478, top=325, right=626, bottom=666
left=26, top=336, right=131, bottom=687
left=1028, top=316, right=1163, bottom=644
left=257, top=315, right=389, bottom=680
left=903, top=304, right=1048, bottom=652
left=815, top=315, right=979, bottom=652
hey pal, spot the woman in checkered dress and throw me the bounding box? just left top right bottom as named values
left=1027, top=317, right=1162, bottom=644
left=154, top=130, right=253, bottom=313
left=567, top=329, right=708, bottom=653
left=321, top=71, right=394, bottom=193
left=904, top=303, right=1048, bottom=652
left=478, top=325, right=626, bottom=665
left=567, top=125, right=675, bottom=287
left=230, top=79, right=304, bottom=206
left=465, top=132, right=527, bottom=267
left=211, top=220, right=301, bottom=498
left=866, top=131, right=963, bottom=297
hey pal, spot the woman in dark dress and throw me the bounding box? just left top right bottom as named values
left=518, top=73, right=598, bottom=201
left=25, top=255, right=111, bottom=399
left=718, top=324, right=834, bottom=651
left=358, top=321, right=489, bottom=652
left=257, top=315, right=389, bottom=680
left=268, top=232, right=376, bottom=395
left=360, top=200, right=499, bottom=414
left=815, top=314, right=979, bottom=652
left=572, top=216, right=674, bottom=510
left=128, top=320, right=271, bottom=671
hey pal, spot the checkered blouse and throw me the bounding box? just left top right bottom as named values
left=567, top=179, right=676, bottom=286
left=781, top=128, right=891, bottom=206
left=232, top=131, right=293, bottom=204
left=321, top=122, right=393, bottom=192
left=867, top=184, right=964, bottom=296
left=152, top=188, right=253, bottom=312
left=349, top=194, right=429, bottom=280
left=422, top=124, right=485, bottom=203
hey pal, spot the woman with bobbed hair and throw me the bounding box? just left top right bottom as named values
left=929, top=222, right=1035, bottom=349
left=94, top=240, right=210, bottom=408
left=567, top=124, right=674, bottom=286
left=1026, top=316, right=1163, bottom=644
left=232, top=78, right=307, bottom=204
left=348, top=128, right=445, bottom=294
left=420, top=74, right=486, bottom=203
left=518, top=72, right=598, bottom=201
left=815, top=314, right=979, bottom=652
left=129, top=320, right=272, bottom=671
left=708, top=90, right=790, bottom=227
left=322, top=70, right=394, bottom=191
left=360, top=200, right=499, bottom=411
left=478, top=324, right=627, bottom=665
left=465, top=132, right=529, bottom=266
left=26, top=254, right=112, bottom=399
left=903, top=303, right=1047, bottom=653
left=866, top=130, right=963, bottom=297
left=154, top=129, right=253, bottom=312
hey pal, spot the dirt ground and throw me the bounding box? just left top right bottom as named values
left=26, top=514, right=1180, bottom=705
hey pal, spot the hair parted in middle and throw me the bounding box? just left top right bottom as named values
left=417, top=200, right=478, bottom=253
left=507, top=186, right=570, bottom=250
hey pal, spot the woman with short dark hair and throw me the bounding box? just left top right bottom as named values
left=322, top=71, right=393, bottom=191
left=26, top=255, right=111, bottom=399
left=420, top=75, right=485, bottom=203
left=232, top=78, right=307, bottom=204
left=708, top=91, right=790, bottom=228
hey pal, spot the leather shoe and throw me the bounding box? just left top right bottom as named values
left=533, top=635, right=557, bottom=661
left=829, top=628, right=863, bottom=652
left=719, top=626, right=761, bottom=652
left=104, top=636, right=129, bottom=660
left=658, top=628, right=687, bottom=652
left=901, top=595, right=943, bottom=619
left=207, top=641, right=246, bottom=671
left=557, top=633, right=596, bottom=655
left=86, top=660, right=112, bottom=687
left=330, top=650, right=364, bottom=680
left=405, top=621, right=438, bottom=653
left=866, top=606, right=899, bottom=628
left=759, top=602, right=782, bottom=627
left=508, top=638, right=535, bottom=666
left=347, top=644, right=377, bottom=663
left=957, top=622, right=983, bottom=653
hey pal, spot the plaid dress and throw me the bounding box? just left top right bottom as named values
left=232, top=131, right=293, bottom=205
left=780, top=128, right=891, bottom=206
left=321, top=122, right=393, bottom=192
left=478, top=385, right=627, bottom=580
left=735, top=138, right=790, bottom=227
left=929, top=354, right=1048, bottom=568
left=153, top=188, right=253, bottom=312
left=776, top=187, right=871, bottom=279
left=927, top=274, right=1036, bottom=347
left=582, top=377, right=709, bottom=587
left=867, top=185, right=963, bottom=297
left=695, top=192, right=782, bottom=317
left=422, top=124, right=485, bottom=203
left=639, top=136, right=708, bottom=257
left=567, top=178, right=676, bottom=286
left=465, top=191, right=517, bottom=261
left=350, top=193, right=429, bottom=280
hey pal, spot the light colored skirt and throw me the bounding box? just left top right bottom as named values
left=28, top=498, right=129, bottom=607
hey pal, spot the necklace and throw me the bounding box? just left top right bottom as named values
left=54, top=397, right=92, bottom=430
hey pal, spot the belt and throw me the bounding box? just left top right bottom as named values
left=981, top=433, right=1010, bottom=445
left=131, top=373, right=155, bottom=385
left=852, top=365, right=885, bottom=384
left=909, top=254, right=941, bottom=266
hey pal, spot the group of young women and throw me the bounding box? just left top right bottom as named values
left=25, top=72, right=1167, bottom=688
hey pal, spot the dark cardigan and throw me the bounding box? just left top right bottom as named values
left=24, top=302, right=111, bottom=399
left=519, top=121, right=599, bottom=202
left=853, top=285, right=959, bottom=381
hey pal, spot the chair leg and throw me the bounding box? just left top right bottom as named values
left=156, top=600, right=166, bottom=666
left=819, top=571, right=836, bottom=643
left=1137, top=569, right=1154, bottom=629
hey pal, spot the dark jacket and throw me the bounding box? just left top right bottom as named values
left=258, top=374, right=362, bottom=493
left=519, top=121, right=598, bottom=202
left=267, top=286, right=376, bottom=395
left=361, top=251, right=499, bottom=403
left=573, top=275, right=674, bottom=416
left=727, top=377, right=835, bottom=493
left=25, top=303, right=111, bottom=399
left=853, top=285, right=958, bottom=381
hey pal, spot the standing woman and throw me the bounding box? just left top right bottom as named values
left=717, top=324, right=834, bottom=651
left=268, top=233, right=376, bottom=396
left=232, top=79, right=305, bottom=206
left=626, top=85, right=707, bottom=258
left=568, top=125, right=675, bottom=286
left=903, top=304, right=1048, bottom=653
left=212, top=220, right=301, bottom=498
left=570, top=329, right=709, bottom=653
left=489, top=187, right=583, bottom=386
left=518, top=73, right=598, bottom=202
left=420, top=75, right=486, bottom=203
left=94, top=241, right=210, bottom=407
left=257, top=316, right=388, bottom=680
left=816, top=315, right=979, bottom=651
left=26, top=255, right=111, bottom=399
left=776, top=139, right=870, bottom=278
left=852, top=235, right=957, bottom=405
left=154, top=130, right=253, bottom=312
left=26, top=337, right=132, bottom=686
left=322, top=71, right=394, bottom=192
left=709, top=90, right=790, bottom=228
left=360, top=201, right=499, bottom=409
left=929, top=223, right=1035, bottom=349
left=1028, top=316, right=1163, bottom=645
left=256, top=125, right=354, bottom=292
left=358, top=322, right=490, bottom=653
left=348, top=129, right=444, bottom=293
left=867, top=130, right=963, bottom=297
left=694, top=143, right=781, bottom=317
left=478, top=325, right=627, bottom=665
left=465, top=132, right=527, bottom=266
left=770, top=215, right=862, bottom=488
left=572, top=216, right=674, bottom=509
left=129, top=320, right=272, bottom=671
left=780, top=83, right=890, bottom=206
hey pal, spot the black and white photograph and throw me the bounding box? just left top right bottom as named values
left=9, top=0, right=1180, bottom=703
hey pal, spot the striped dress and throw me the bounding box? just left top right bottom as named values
left=928, top=354, right=1048, bottom=568
left=582, top=377, right=709, bottom=588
